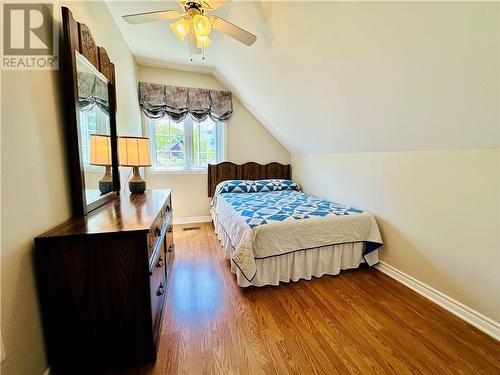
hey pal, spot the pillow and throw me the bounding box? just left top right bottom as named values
left=218, top=179, right=301, bottom=194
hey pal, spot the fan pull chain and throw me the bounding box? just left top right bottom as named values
left=189, top=30, right=193, bottom=62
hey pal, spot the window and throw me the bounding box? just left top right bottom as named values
left=149, top=116, right=225, bottom=171
left=79, top=106, right=110, bottom=166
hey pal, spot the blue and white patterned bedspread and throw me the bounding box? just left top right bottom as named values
left=211, top=179, right=383, bottom=282
left=221, top=190, right=364, bottom=228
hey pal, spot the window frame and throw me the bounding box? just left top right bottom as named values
left=148, top=115, right=226, bottom=174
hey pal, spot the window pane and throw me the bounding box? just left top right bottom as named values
left=154, top=118, right=185, bottom=168
left=192, top=118, right=217, bottom=169
left=80, top=106, right=109, bottom=166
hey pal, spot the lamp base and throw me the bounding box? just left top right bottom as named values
left=99, top=166, right=113, bottom=194
left=129, top=180, right=146, bottom=194
left=129, top=166, right=146, bottom=194
left=99, top=181, right=113, bottom=194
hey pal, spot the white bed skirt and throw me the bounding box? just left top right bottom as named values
left=213, top=217, right=365, bottom=287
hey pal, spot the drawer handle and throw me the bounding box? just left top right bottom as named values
left=155, top=227, right=161, bottom=237
left=156, top=282, right=165, bottom=296
left=156, top=255, right=164, bottom=268
left=168, top=244, right=173, bottom=253
left=168, top=226, right=173, bottom=233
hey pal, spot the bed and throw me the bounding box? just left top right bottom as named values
left=208, top=162, right=383, bottom=287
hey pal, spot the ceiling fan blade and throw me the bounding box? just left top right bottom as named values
left=123, top=10, right=184, bottom=25
left=210, top=16, right=257, bottom=46
left=177, top=1, right=187, bottom=10
left=202, top=1, right=227, bottom=11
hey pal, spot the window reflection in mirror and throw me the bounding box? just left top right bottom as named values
left=75, top=52, right=112, bottom=205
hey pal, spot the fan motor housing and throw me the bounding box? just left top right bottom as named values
left=185, top=1, right=204, bottom=14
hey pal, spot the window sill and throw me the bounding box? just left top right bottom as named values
left=148, top=168, right=208, bottom=175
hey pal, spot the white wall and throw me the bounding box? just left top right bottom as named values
left=137, top=65, right=290, bottom=218
left=293, top=150, right=500, bottom=322
left=213, top=1, right=499, bottom=154
left=1, top=2, right=140, bottom=374
left=287, top=2, right=500, bottom=325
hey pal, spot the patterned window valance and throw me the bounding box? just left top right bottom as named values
left=138, top=82, right=233, bottom=122
left=77, top=71, right=109, bottom=115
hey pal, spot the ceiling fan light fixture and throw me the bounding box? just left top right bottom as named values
left=170, top=18, right=190, bottom=41
left=192, top=14, right=211, bottom=36
left=123, top=1, right=257, bottom=61
left=196, top=35, right=211, bottom=48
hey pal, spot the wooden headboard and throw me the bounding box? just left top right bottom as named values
left=207, top=162, right=291, bottom=197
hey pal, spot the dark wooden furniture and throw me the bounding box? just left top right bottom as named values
left=34, top=189, right=174, bottom=374
left=61, top=6, right=120, bottom=215
left=207, top=162, right=291, bottom=197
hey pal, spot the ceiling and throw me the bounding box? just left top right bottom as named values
left=106, top=1, right=499, bottom=154
left=106, top=1, right=231, bottom=71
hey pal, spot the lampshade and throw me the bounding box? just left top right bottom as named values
left=193, top=14, right=211, bottom=36
left=118, top=136, right=152, bottom=167
left=170, top=18, right=190, bottom=41
left=196, top=35, right=212, bottom=48
left=89, top=134, right=112, bottom=166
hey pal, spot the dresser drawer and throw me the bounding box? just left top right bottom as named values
left=166, top=222, right=174, bottom=253
left=148, top=201, right=172, bottom=343
left=147, top=197, right=173, bottom=265
left=150, top=239, right=166, bottom=342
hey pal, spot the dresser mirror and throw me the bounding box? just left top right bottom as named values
left=76, top=52, right=113, bottom=206
left=61, top=7, right=120, bottom=215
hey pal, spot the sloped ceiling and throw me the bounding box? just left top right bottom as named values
left=107, top=1, right=499, bottom=154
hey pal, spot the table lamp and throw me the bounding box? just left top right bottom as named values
left=89, top=134, right=113, bottom=194
left=118, top=136, right=152, bottom=194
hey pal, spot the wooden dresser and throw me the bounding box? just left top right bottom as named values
left=35, top=189, right=174, bottom=374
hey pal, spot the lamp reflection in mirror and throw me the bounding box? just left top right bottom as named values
left=89, top=134, right=113, bottom=194
left=118, top=136, right=152, bottom=194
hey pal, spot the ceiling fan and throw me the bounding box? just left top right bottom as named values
left=122, top=1, right=257, bottom=60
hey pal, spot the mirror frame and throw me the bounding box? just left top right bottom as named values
left=61, top=7, right=120, bottom=216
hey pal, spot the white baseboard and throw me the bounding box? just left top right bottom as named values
left=375, top=261, right=500, bottom=341
left=173, top=215, right=212, bottom=225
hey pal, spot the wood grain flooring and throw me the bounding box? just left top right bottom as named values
left=118, top=222, right=500, bottom=375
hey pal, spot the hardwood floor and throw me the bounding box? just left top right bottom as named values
left=121, top=222, right=500, bottom=375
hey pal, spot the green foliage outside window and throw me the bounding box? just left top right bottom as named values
left=153, top=116, right=221, bottom=170
left=192, top=120, right=217, bottom=168
left=155, top=120, right=185, bottom=168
